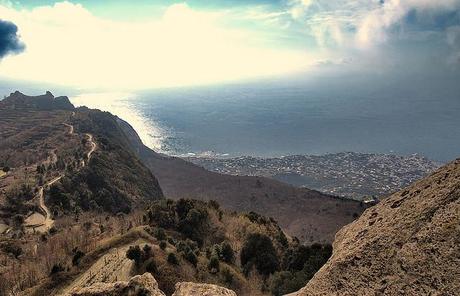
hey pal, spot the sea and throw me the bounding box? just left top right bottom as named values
left=68, top=76, right=460, bottom=163
left=3, top=75, right=459, bottom=163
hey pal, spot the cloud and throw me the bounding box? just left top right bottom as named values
left=356, top=0, right=460, bottom=48
left=0, top=1, right=313, bottom=89
left=287, top=0, right=460, bottom=49
left=0, top=19, right=24, bottom=58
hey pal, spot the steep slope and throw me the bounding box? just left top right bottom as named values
left=290, top=158, right=460, bottom=295
left=50, top=107, right=163, bottom=214
left=118, top=119, right=365, bottom=243
left=0, top=91, right=162, bottom=229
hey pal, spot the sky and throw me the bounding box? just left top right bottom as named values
left=0, top=0, right=459, bottom=89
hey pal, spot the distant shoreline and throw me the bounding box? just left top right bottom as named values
left=184, top=151, right=441, bottom=200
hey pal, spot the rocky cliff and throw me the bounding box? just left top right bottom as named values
left=290, top=158, right=460, bottom=295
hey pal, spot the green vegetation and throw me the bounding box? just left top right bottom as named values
left=241, top=233, right=280, bottom=276
left=270, top=243, right=333, bottom=296
left=142, top=198, right=332, bottom=295
left=43, top=109, right=163, bottom=216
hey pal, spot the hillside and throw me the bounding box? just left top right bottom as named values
left=290, top=158, right=460, bottom=295
left=0, top=91, right=163, bottom=234
left=118, top=119, right=365, bottom=243
left=20, top=199, right=333, bottom=296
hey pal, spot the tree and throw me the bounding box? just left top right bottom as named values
left=219, top=242, right=234, bottom=263
left=241, top=233, right=279, bottom=276
left=184, top=251, right=198, bottom=267
left=126, top=245, right=142, bottom=266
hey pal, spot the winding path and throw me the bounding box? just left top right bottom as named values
left=26, top=123, right=97, bottom=233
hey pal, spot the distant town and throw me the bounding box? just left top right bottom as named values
left=185, top=152, right=441, bottom=200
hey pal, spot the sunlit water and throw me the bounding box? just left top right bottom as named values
left=69, top=79, right=460, bottom=162
left=70, top=92, right=169, bottom=154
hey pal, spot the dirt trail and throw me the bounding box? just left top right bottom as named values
left=63, top=123, right=74, bottom=135
left=84, top=133, right=97, bottom=165
left=26, top=123, right=97, bottom=233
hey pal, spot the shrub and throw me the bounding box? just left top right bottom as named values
left=241, top=233, right=279, bottom=276
left=50, top=263, right=65, bottom=275
left=143, top=244, right=153, bottom=258
left=183, top=250, right=198, bottom=267
left=178, top=207, right=209, bottom=244
left=153, top=227, right=167, bottom=241
left=270, top=271, right=308, bottom=296
left=2, top=166, right=10, bottom=173
left=219, top=242, right=234, bottom=263
left=175, top=198, right=193, bottom=220
left=167, top=252, right=179, bottom=265
left=207, top=200, right=220, bottom=210
left=126, top=245, right=142, bottom=265
left=72, top=250, right=85, bottom=266
left=208, top=255, right=220, bottom=273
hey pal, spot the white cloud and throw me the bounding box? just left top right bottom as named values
left=287, top=0, right=460, bottom=49
left=356, top=0, right=460, bottom=48
left=0, top=2, right=313, bottom=89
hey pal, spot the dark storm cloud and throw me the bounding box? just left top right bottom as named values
left=0, top=19, right=25, bottom=59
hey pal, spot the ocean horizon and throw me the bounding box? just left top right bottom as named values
left=69, top=78, right=460, bottom=163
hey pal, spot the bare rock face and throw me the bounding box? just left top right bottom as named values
left=172, top=282, right=237, bottom=296
left=71, top=273, right=165, bottom=296
left=289, top=159, right=460, bottom=295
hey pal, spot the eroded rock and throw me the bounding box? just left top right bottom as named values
left=289, top=159, right=460, bottom=296
left=172, top=282, right=237, bottom=296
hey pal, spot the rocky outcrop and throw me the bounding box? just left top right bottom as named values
left=69, top=274, right=238, bottom=296
left=0, top=91, right=74, bottom=110
left=289, top=159, right=460, bottom=295
left=172, top=282, right=237, bottom=296
left=70, top=273, right=165, bottom=296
